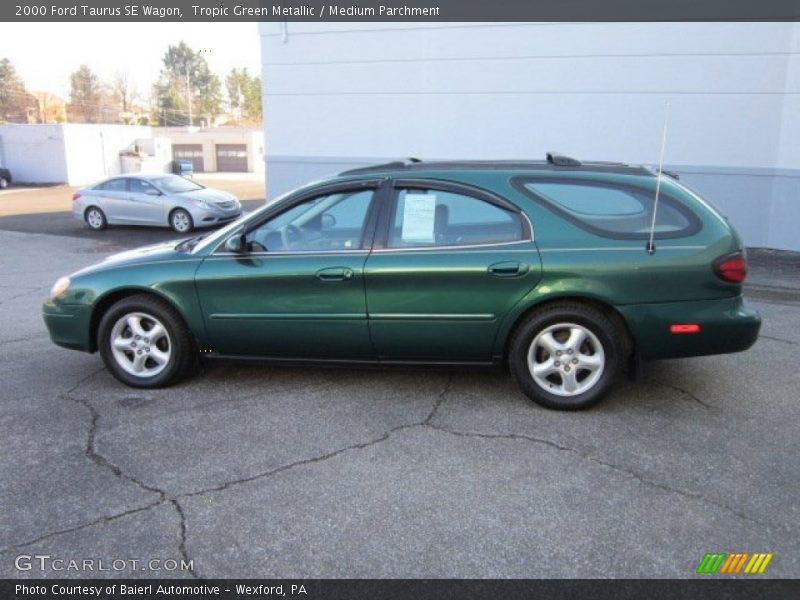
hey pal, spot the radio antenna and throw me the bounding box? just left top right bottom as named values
left=647, top=102, right=669, bottom=255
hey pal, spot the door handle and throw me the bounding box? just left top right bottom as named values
left=488, top=261, right=528, bottom=278
left=316, top=267, right=354, bottom=282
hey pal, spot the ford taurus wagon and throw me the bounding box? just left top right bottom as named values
left=43, top=155, right=761, bottom=410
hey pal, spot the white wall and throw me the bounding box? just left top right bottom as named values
left=260, top=22, right=800, bottom=251
left=0, top=123, right=155, bottom=185
left=0, top=124, right=69, bottom=183
left=63, top=124, right=153, bottom=184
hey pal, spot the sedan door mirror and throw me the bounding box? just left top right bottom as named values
left=224, top=234, right=247, bottom=254
left=145, top=188, right=162, bottom=196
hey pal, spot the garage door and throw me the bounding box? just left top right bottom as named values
left=172, top=145, right=204, bottom=173
left=216, top=144, right=248, bottom=172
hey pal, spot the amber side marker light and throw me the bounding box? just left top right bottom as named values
left=671, top=324, right=701, bottom=334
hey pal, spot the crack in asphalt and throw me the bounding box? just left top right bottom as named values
left=0, top=501, right=164, bottom=554
left=10, top=368, right=201, bottom=578
left=426, top=424, right=769, bottom=529
left=654, top=379, right=715, bottom=409
left=424, top=371, right=454, bottom=424
left=759, top=334, right=799, bottom=346
left=170, top=499, right=198, bottom=579
left=0, top=335, right=42, bottom=345
left=9, top=367, right=770, bottom=572
left=0, top=286, right=44, bottom=305
left=178, top=423, right=418, bottom=500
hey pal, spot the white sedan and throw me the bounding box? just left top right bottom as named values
left=72, top=174, right=242, bottom=233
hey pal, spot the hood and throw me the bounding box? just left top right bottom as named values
left=184, top=188, right=239, bottom=205
left=72, top=240, right=191, bottom=277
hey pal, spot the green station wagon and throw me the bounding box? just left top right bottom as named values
left=43, top=155, right=761, bottom=410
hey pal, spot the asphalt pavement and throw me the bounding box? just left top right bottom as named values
left=0, top=214, right=798, bottom=578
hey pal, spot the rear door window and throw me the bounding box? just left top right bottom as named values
left=518, top=180, right=699, bottom=239
left=388, top=188, right=524, bottom=248
left=97, top=178, right=128, bottom=192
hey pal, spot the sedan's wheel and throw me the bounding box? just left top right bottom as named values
left=98, top=294, right=195, bottom=388
left=170, top=209, right=193, bottom=233
left=85, top=207, right=107, bottom=230
left=0, top=177, right=8, bottom=189
left=509, top=302, right=624, bottom=410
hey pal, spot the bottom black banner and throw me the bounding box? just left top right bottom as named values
left=2, top=579, right=799, bottom=600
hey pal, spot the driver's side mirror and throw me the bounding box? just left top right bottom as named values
left=145, top=188, right=161, bottom=196
left=224, top=234, right=247, bottom=254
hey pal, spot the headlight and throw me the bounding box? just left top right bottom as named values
left=50, top=276, right=71, bottom=299
left=192, top=198, right=209, bottom=208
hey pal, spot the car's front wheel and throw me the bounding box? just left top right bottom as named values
left=0, top=177, right=9, bottom=189
left=85, top=207, right=107, bottom=230
left=98, top=294, right=195, bottom=388
left=170, top=209, right=194, bottom=233
left=509, top=302, right=624, bottom=410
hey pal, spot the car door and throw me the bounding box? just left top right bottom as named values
left=365, top=179, right=542, bottom=361
left=194, top=180, right=386, bottom=358
left=94, top=177, right=130, bottom=223
left=126, top=178, right=166, bottom=224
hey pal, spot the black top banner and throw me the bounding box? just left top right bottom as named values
left=2, top=0, right=800, bottom=22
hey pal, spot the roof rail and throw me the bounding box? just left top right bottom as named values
left=339, top=157, right=421, bottom=176
left=546, top=152, right=582, bottom=167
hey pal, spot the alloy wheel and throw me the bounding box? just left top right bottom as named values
left=171, top=210, right=191, bottom=232
left=109, top=312, right=172, bottom=378
left=527, top=322, right=605, bottom=396
left=86, top=208, right=105, bottom=229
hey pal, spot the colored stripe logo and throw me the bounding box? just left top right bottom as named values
left=696, top=552, right=773, bottom=574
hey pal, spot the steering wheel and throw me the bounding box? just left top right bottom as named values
left=281, top=224, right=303, bottom=249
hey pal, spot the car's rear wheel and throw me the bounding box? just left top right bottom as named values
left=508, top=302, right=624, bottom=410
left=0, top=177, right=9, bottom=189
left=85, top=207, right=107, bottom=230
left=170, top=209, right=194, bottom=233
left=98, top=294, right=195, bottom=388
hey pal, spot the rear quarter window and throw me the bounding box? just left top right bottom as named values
left=516, top=179, right=701, bottom=240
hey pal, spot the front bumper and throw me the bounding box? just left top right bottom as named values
left=617, top=295, right=761, bottom=361
left=191, top=205, right=242, bottom=228
left=43, top=300, right=93, bottom=352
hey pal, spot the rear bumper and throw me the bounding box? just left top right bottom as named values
left=617, top=295, right=761, bottom=360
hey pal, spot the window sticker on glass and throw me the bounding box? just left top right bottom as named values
left=401, top=193, right=436, bottom=242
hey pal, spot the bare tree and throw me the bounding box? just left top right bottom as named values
left=112, top=71, right=137, bottom=113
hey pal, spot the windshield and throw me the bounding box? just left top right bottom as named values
left=190, top=189, right=297, bottom=254
left=153, top=175, right=204, bottom=194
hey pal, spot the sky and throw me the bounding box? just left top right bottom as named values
left=0, top=22, right=262, bottom=101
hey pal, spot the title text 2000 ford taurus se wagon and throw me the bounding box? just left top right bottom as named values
left=43, top=155, right=761, bottom=410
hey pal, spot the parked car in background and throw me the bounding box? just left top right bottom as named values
left=0, top=167, right=11, bottom=189
left=72, top=173, right=242, bottom=233
left=45, top=155, right=760, bottom=410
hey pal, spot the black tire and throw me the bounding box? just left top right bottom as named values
left=97, top=294, right=196, bottom=388
left=85, top=206, right=107, bottom=230
left=170, top=208, right=194, bottom=233
left=508, top=302, right=625, bottom=410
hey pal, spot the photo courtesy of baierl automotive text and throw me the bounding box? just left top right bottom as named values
left=1, top=1, right=798, bottom=598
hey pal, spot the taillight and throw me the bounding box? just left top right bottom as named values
left=72, top=193, right=81, bottom=202
left=713, top=251, right=747, bottom=283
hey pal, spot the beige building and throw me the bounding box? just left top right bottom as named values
left=156, top=126, right=265, bottom=173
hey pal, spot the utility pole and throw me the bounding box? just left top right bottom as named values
left=185, top=63, right=192, bottom=126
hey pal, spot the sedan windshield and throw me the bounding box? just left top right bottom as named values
left=152, top=175, right=204, bottom=194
